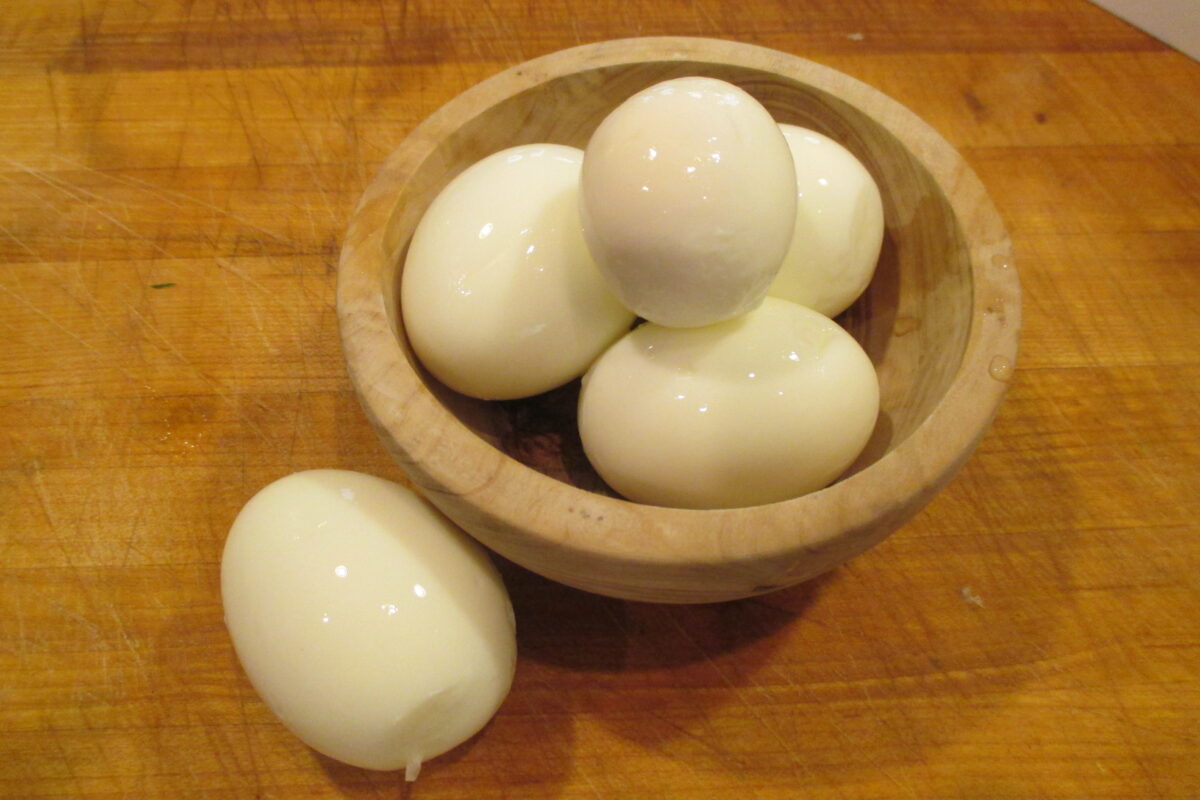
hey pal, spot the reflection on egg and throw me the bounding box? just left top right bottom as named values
left=768, top=125, right=884, bottom=318
left=580, top=77, right=797, bottom=328
left=221, top=470, right=516, bottom=779
left=402, top=144, right=634, bottom=400
left=578, top=298, right=879, bottom=509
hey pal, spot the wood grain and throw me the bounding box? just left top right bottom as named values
left=2, top=0, right=1198, bottom=796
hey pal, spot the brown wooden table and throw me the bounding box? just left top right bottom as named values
left=3, top=2, right=1198, bottom=797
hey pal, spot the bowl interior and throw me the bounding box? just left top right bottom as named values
left=379, top=60, right=972, bottom=497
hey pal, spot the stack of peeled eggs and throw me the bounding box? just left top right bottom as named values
left=403, top=76, right=885, bottom=509
left=221, top=76, right=888, bottom=783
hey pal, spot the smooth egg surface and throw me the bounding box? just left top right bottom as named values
left=579, top=77, right=797, bottom=328
left=221, top=470, right=517, bottom=778
left=578, top=298, right=879, bottom=509
left=767, top=124, right=884, bottom=318
left=402, top=144, right=634, bottom=400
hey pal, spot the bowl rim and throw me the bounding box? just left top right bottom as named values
left=337, top=36, right=1020, bottom=580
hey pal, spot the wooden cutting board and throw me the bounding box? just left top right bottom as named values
left=2, top=1, right=1198, bottom=797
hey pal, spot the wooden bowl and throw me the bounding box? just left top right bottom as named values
left=337, top=37, right=1020, bottom=603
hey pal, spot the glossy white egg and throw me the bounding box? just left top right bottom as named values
left=767, top=124, right=884, bottom=318
left=221, top=470, right=516, bottom=778
left=402, top=144, right=634, bottom=400
left=579, top=77, right=797, bottom=328
left=578, top=298, right=879, bottom=509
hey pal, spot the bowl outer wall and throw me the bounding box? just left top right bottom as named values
left=336, top=37, right=1021, bottom=603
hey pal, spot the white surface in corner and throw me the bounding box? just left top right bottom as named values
left=1089, top=0, right=1200, bottom=61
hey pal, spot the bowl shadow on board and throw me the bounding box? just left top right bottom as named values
left=497, top=555, right=838, bottom=755
left=500, top=556, right=835, bottom=671
left=306, top=560, right=822, bottom=797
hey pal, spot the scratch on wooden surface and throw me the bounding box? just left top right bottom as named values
left=66, top=260, right=153, bottom=377
left=214, top=257, right=272, bottom=295
left=0, top=283, right=143, bottom=384
left=286, top=391, right=303, bottom=464
left=279, top=0, right=315, bottom=67
left=573, top=752, right=606, bottom=800
left=1045, top=689, right=1200, bottom=746
left=49, top=722, right=85, bottom=796
left=76, top=0, right=92, bottom=72
left=44, top=66, right=62, bottom=146
left=855, top=678, right=924, bottom=799
left=396, top=0, right=409, bottom=36
left=271, top=70, right=340, bottom=229
left=855, top=581, right=945, bottom=784
left=86, top=0, right=113, bottom=44
left=340, top=36, right=369, bottom=194
left=2, top=158, right=175, bottom=261
left=568, top=9, right=583, bottom=45
left=375, top=0, right=398, bottom=58
left=178, top=0, right=196, bottom=66
left=4, top=157, right=132, bottom=223
left=125, top=303, right=182, bottom=358
left=234, top=680, right=269, bottom=799
left=0, top=221, right=44, bottom=261
left=25, top=460, right=57, bottom=530
left=119, top=502, right=147, bottom=568
left=220, top=67, right=265, bottom=185
left=765, top=658, right=917, bottom=791
left=690, top=0, right=721, bottom=34
left=517, top=682, right=603, bottom=800
left=216, top=256, right=335, bottom=319
left=663, top=610, right=829, bottom=789
left=28, top=463, right=118, bottom=641
left=477, top=0, right=526, bottom=65
left=120, top=302, right=273, bottom=442
left=11, top=588, right=28, bottom=658
left=242, top=281, right=272, bottom=353
left=43, top=154, right=300, bottom=248
left=71, top=189, right=90, bottom=265
left=170, top=74, right=188, bottom=176
left=50, top=603, right=104, bottom=648
left=457, top=4, right=489, bottom=64
left=108, top=606, right=151, bottom=690
left=101, top=649, right=117, bottom=700
left=647, top=705, right=746, bottom=768
left=1102, top=665, right=1172, bottom=798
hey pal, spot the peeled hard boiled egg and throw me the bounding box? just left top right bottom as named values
left=221, top=470, right=516, bottom=779
left=579, top=77, right=797, bottom=328
left=578, top=298, right=879, bottom=509
left=402, top=143, right=634, bottom=400
left=767, top=125, right=885, bottom=318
